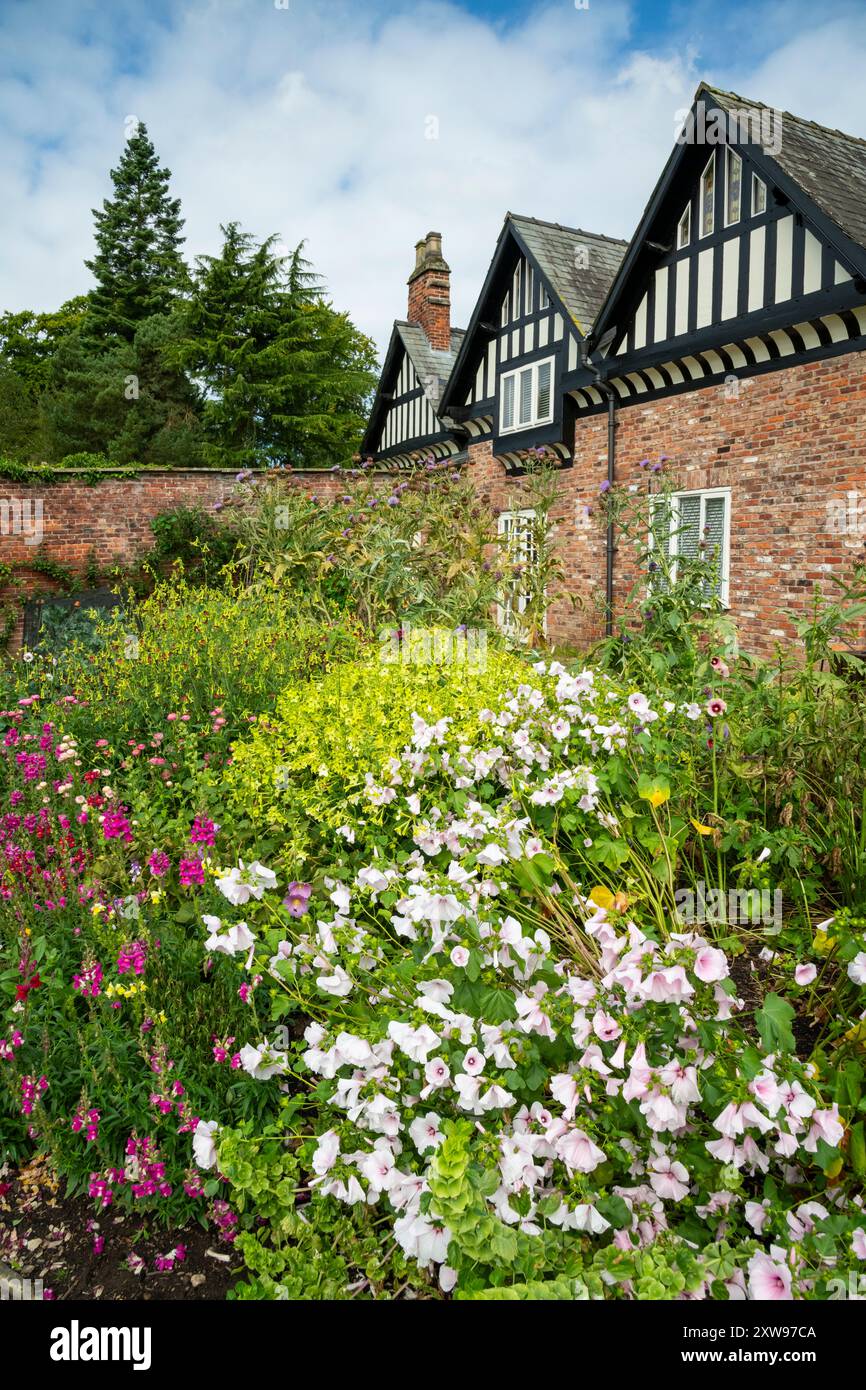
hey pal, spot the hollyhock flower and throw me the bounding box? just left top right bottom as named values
left=748, top=1251, right=793, bottom=1300
left=216, top=860, right=277, bottom=905
left=641, top=966, right=694, bottom=1003
left=706, top=697, right=727, bottom=718
left=424, top=1057, right=451, bottom=1090
left=311, top=1130, right=340, bottom=1177
left=802, top=1107, right=844, bottom=1153
left=745, top=1199, right=771, bottom=1233
left=627, top=692, right=650, bottom=717
left=283, top=882, right=312, bottom=918
left=693, top=946, right=729, bottom=983
left=794, top=963, right=817, bottom=986
left=848, top=952, right=866, bottom=985
left=192, top=1119, right=219, bottom=1170
left=556, top=1128, right=606, bottom=1173
left=409, top=1113, right=443, bottom=1153
left=648, top=1155, right=690, bottom=1201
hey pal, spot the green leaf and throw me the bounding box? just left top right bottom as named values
left=755, top=993, right=795, bottom=1054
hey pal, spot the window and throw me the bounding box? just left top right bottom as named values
left=512, top=262, right=522, bottom=321
left=539, top=285, right=550, bottom=310
left=677, top=203, right=691, bottom=249
left=700, top=153, right=716, bottom=237
left=650, top=488, right=731, bottom=604
left=725, top=148, right=742, bottom=225
left=496, top=509, right=539, bottom=632
left=752, top=173, right=767, bottom=215
left=499, top=357, right=555, bottom=433
left=524, top=263, right=534, bottom=316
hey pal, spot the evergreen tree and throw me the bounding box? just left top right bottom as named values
left=85, top=122, right=187, bottom=341
left=42, top=311, right=203, bottom=466
left=172, top=223, right=377, bottom=469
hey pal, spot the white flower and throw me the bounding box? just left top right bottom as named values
left=848, top=952, right=866, bottom=986
left=311, top=1130, right=340, bottom=1177
left=215, top=859, right=276, bottom=905
left=409, top=1113, right=442, bottom=1153
left=317, top=964, right=353, bottom=997
left=204, top=918, right=255, bottom=957
left=192, top=1119, right=219, bottom=1170
left=477, top=843, right=507, bottom=866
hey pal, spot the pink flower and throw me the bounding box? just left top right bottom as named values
left=794, top=963, right=817, bottom=986
left=852, top=1228, right=866, bottom=1259
left=748, top=1252, right=793, bottom=1300
left=693, top=946, right=729, bottom=983
left=648, top=1154, right=690, bottom=1201
left=556, top=1127, right=606, bottom=1173
left=705, top=698, right=727, bottom=718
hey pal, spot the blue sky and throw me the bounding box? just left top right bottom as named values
left=2, top=0, right=866, bottom=354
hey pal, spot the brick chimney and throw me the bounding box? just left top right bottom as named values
left=407, top=231, right=451, bottom=351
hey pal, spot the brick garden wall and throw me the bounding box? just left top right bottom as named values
left=0, top=467, right=345, bottom=650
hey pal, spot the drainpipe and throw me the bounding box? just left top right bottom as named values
left=582, top=343, right=618, bottom=638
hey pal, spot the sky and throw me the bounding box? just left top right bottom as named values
left=2, top=0, right=866, bottom=358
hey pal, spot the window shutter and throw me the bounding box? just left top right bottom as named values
left=502, top=375, right=515, bottom=430
left=536, top=360, right=551, bottom=420
left=675, top=494, right=701, bottom=560
left=703, top=495, right=727, bottom=596
left=519, top=368, right=533, bottom=425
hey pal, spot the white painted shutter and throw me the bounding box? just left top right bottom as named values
left=519, top=367, right=533, bottom=425
left=536, top=360, right=551, bottom=419
left=703, top=495, right=727, bottom=597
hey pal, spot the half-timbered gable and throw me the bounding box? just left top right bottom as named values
left=361, top=232, right=465, bottom=467
left=439, top=214, right=627, bottom=470
left=567, top=85, right=866, bottom=414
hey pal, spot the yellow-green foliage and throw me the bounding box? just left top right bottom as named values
left=52, top=578, right=366, bottom=748
left=226, top=643, right=528, bottom=839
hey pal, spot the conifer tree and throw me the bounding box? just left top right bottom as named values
left=85, top=122, right=187, bottom=340
left=173, top=222, right=377, bottom=469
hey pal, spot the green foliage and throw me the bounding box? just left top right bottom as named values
left=169, top=222, right=377, bottom=470
left=85, top=122, right=188, bottom=341
left=149, top=506, right=240, bottom=582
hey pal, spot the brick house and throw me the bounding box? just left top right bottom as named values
left=363, top=83, right=866, bottom=656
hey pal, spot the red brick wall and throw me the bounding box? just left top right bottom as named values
left=468, top=351, right=866, bottom=658
left=0, top=467, right=345, bottom=649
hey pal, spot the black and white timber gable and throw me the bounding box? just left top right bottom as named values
left=567, top=84, right=866, bottom=415
left=439, top=215, right=627, bottom=470
left=361, top=320, right=466, bottom=467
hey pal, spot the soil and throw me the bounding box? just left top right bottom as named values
left=0, top=1154, right=239, bottom=1301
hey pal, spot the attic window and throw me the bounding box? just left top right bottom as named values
left=539, top=285, right=550, bottom=310
left=700, top=153, right=716, bottom=237
left=677, top=203, right=691, bottom=249
left=752, top=173, right=767, bottom=215
left=512, top=262, right=522, bottom=321
left=524, top=263, right=534, bottom=315
left=499, top=357, right=554, bottom=434
left=725, top=148, right=742, bottom=225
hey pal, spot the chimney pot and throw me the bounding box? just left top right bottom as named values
left=407, top=232, right=451, bottom=351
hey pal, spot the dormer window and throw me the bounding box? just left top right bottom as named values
left=699, top=153, right=716, bottom=237
left=725, top=148, right=742, bottom=225
left=500, top=356, right=554, bottom=434
left=677, top=203, right=691, bottom=249
left=752, top=173, right=767, bottom=215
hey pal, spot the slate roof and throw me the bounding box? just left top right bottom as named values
left=395, top=322, right=466, bottom=413
left=704, top=85, right=866, bottom=253
left=507, top=214, right=628, bottom=332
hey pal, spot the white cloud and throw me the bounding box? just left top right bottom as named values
left=1, top=0, right=866, bottom=359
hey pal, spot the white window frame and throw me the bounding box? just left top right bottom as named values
left=498, top=355, right=555, bottom=435
left=496, top=508, right=542, bottom=632
left=649, top=486, right=731, bottom=607
left=699, top=153, right=716, bottom=238
left=725, top=147, right=742, bottom=226
left=751, top=173, right=767, bottom=216
left=677, top=202, right=691, bottom=249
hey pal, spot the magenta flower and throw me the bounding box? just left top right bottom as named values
left=179, top=857, right=205, bottom=887
left=148, top=850, right=170, bottom=878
